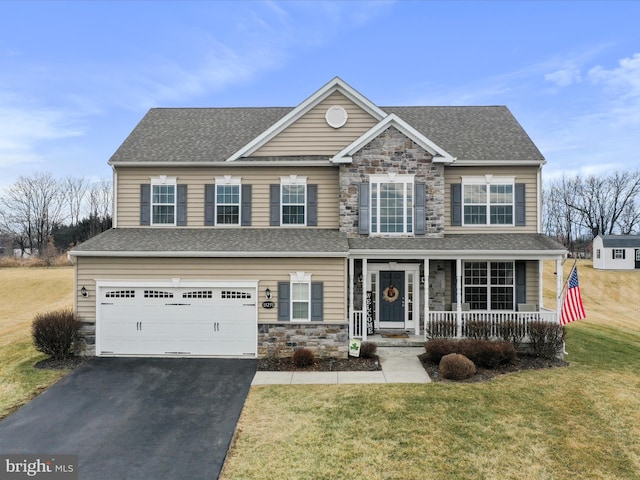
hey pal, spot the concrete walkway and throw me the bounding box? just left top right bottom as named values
left=252, top=347, right=430, bottom=385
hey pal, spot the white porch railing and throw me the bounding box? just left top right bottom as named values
left=350, top=309, right=558, bottom=340
left=350, top=311, right=365, bottom=340
left=425, top=309, right=558, bottom=340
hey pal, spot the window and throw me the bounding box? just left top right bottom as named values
left=596, top=249, right=601, bottom=259
left=370, top=174, right=414, bottom=234
left=463, top=177, right=514, bottom=226
left=281, top=176, right=306, bottom=225
left=215, top=176, right=241, bottom=225
left=614, top=249, right=625, bottom=259
left=151, top=176, right=177, bottom=225
left=463, top=261, right=514, bottom=310
left=290, top=272, right=311, bottom=321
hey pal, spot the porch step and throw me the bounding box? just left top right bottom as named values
left=363, top=333, right=425, bottom=348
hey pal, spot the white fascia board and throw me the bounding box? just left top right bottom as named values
left=331, top=114, right=456, bottom=164
left=348, top=249, right=566, bottom=260
left=225, top=77, right=387, bottom=162
left=451, top=159, right=546, bottom=166
left=109, top=160, right=333, bottom=168
left=69, top=250, right=349, bottom=258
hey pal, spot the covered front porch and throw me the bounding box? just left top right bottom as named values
left=347, top=250, right=566, bottom=343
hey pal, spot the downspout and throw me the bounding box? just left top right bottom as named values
left=112, top=166, right=118, bottom=228
left=537, top=165, right=542, bottom=233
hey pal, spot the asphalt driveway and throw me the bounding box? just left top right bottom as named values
left=0, top=357, right=257, bottom=480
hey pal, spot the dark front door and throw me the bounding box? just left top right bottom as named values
left=635, top=249, right=640, bottom=269
left=379, top=271, right=404, bottom=326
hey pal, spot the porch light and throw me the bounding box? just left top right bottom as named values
left=81, top=286, right=88, bottom=298
left=265, top=287, right=272, bottom=299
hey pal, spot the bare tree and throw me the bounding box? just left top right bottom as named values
left=87, top=178, right=113, bottom=237
left=64, top=176, right=89, bottom=227
left=0, top=173, right=67, bottom=256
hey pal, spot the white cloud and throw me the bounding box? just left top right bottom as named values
left=588, top=52, right=640, bottom=99
left=0, top=103, right=84, bottom=168
left=544, top=67, right=581, bottom=87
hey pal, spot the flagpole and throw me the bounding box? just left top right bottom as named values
left=559, top=258, right=579, bottom=298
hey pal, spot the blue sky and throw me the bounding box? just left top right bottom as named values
left=1, top=1, right=639, bottom=192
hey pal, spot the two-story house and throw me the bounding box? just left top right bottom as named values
left=69, top=77, right=566, bottom=358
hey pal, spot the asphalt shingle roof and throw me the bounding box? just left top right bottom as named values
left=71, top=228, right=350, bottom=255
left=600, top=235, right=640, bottom=248
left=109, top=105, right=544, bottom=164
left=348, top=234, right=566, bottom=253
left=71, top=230, right=564, bottom=256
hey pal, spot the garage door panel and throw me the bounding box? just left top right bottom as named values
left=98, top=285, right=257, bottom=357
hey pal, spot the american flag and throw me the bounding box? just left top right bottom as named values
left=560, top=265, right=586, bottom=325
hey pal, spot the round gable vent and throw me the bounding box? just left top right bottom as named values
left=325, top=105, right=348, bottom=129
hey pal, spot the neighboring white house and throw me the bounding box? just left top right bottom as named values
left=593, top=235, right=640, bottom=270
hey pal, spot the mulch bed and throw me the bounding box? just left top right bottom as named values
left=419, top=352, right=569, bottom=383
left=34, top=356, right=85, bottom=370
left=257, top=356, right=380, bottom=372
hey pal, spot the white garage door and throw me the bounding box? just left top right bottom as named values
left=97, top=283, right=257, bottom=357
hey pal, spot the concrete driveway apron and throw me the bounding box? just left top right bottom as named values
left=0, top=357, right=256, bottom=480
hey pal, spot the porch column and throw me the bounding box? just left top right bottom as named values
left=362, top=258, right=368, bottom=341
left=348, top=257, right=355, bottom=338
left=556, top=257, right=563, bottom=323
left=423, top=258, right=429, bottom=339
left=456, top=258, right=463, bottom=337
left=538, top=259, right=544, bottom=310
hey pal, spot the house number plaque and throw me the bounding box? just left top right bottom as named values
left=262, top=301, right=275, bottom=309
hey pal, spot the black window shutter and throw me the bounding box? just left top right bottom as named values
left=414, top=182, right=426, bottom=235
left=451, top=260, right=457, bottom=304
left=515, top=183, right=526, bottom=226
left=358, top=183, right=370, bottom=234
left=241, top=184, right=252, bottom=226
left=270, top=184, right=280, bottom=226
left=311, top=282, right=323, bottom=321
left=623, top=249, right=626, bottom=260
left=307, top=184, right=318, bottom=226
left=451, top=184, right=462, bottom=226
left=277, top=282, right=290, bottom=321
left=612, top=249, right=616, bottom=259
left=515, top=261, right=527, bottom=306
left=176, top=184, right=188, bottom=226
left=140, top=184, right=151, bottom=226
left=204, top=184, right=215, bottom=226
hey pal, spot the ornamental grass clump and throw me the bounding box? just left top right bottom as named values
left=292, top=348, right=315, bottom=368
left=439, top=353, right=476, bottom=380
left=32, top=308, right=83, bottom=360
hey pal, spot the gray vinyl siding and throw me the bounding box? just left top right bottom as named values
left=75, top=256, right=346, bottom=325
left=115, top=166, right=339, bottom=228
left=252, top=91, right=378, bottom=157
left=444, top=165, right=539, bottom=233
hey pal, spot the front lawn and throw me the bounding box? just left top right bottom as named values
left=0, top=267, right=74, bottom=418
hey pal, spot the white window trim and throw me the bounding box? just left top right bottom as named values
left=463, top=261, right=515, bottom=311
left=461, top=175, right=515, bottom=227
left=214, top=176, right=242, bottom=226
left=369, top=173, right=415, bottom=236
left=281, top=175, right=307, bottom=227
left=150, top=176, right=177, bottom=226
left=289, top=271, right=312, bottom=321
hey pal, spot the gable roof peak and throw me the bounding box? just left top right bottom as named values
left=225, top=76, right=387, bottom=162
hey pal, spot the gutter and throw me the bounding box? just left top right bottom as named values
left=68, top=250, right=350, bottom=258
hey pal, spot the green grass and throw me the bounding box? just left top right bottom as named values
left=0, top=267, right=74, bottom=418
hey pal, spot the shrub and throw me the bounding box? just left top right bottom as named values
left=359, top=341, right=378, bottom=359
left=425, top=338, right=515, bottom=369
left=496, top=319, right=526, bottom=349
left=465, top=319, right=492, bottom=340
left=439, top=353, right=476, bottom=380
left=292, top=348, right=315, bottom=368
left=425, top=319, right=456, bottom=339
left=529, top=321, right=566, bottom=358
left=32, top=308, right=83, bottom=360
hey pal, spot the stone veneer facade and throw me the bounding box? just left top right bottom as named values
left=339, top=126, right=445, bottom=238
left=258, top=323, right=349, bottom=358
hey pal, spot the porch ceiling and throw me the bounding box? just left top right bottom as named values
left=348, top=233, right=566, bottom=259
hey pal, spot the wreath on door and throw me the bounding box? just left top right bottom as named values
left=383, top=285, right=399, bottom=303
